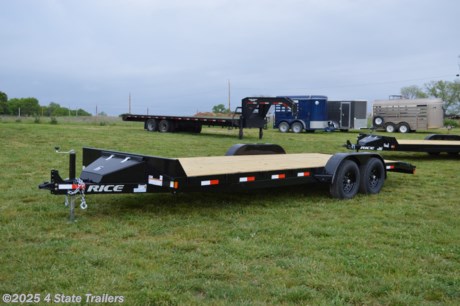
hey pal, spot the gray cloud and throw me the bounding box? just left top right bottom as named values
left=1, top=0, right=459, bottom=115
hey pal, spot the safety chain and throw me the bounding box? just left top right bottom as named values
left=64, top=178, right=88, bottom=210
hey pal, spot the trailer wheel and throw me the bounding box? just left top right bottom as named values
left=158, top=120, right=172, bottom=132
left=278, top=122, right=290, bottom=133
left=146, top=119, right=157, bottom=132
left=385, top=123, right=396, bottom=133
left=194, top=124, right=202, bottom=133
left=373, top=116, right=384, bottom=127
left=359, top=158, right=385, bottom=194
left=291, top=122, right=303, bottom=133
left=398, top=122, right=410, bottom=133
left=330, top=160, right=360, bottom=199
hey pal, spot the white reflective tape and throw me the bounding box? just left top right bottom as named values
left=134, top=184, right=147, bottom=193
left=58, top=184, right=73, bottom=190
left=201, top=179, right=219, bottom=186
left=148, top=175, right=163, bottom=186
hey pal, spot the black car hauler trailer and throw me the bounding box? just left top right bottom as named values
left=122, top=97, right=297, bottom=139
left=347, top=134, right=460, bottom=155
left=39, top=144, right=415, bottom=220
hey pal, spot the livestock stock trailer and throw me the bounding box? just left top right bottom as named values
left=39, top=144, right=415, bottom=220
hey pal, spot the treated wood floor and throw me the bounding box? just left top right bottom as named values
left=178, top=153, right=332, bottom=176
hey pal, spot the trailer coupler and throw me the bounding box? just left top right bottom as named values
left=345, top=140, right=360, bottom=151
left=39, top=170, right=88, bottom=221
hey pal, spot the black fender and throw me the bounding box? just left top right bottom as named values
left=225, top=143, right=286, bottom=156
left=318, top=153, right=386, bottom=184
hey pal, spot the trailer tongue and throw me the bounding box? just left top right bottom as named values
left=39, top=144, right=415, bottom=220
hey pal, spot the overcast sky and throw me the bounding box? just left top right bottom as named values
left=1, top=0, right=459, bottom=115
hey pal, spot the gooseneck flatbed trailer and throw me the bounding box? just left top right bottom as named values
left=39, top=144, right=415, bottom=220
left=347, top=134, right=460, bottom=155
left=122, top=97, right=298, bottom=139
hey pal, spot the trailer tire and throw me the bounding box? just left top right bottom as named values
left=291, top=122, right=303, bottom=133
left=373, top=116, right=384, bottom=127
left=278, top=122, right=290, bottom=133
left=146, top=119, right=157, bottom=132
left=398, top=122, right=410, bottom=133
left=194, top=124, right=202, bottom=133
left=158, top=120, right=172, bottom=133
left=330, top=160, right=360, bottom=199
left=385, top=123, right=396, bottom=133
left=359, top=158, right=385, bottom=194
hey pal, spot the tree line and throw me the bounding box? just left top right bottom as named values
left=0, top=91, right=92, bottom=117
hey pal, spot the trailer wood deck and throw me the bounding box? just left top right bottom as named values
left=178, top=153, right=332, bottom=176
left=397, top=139, right=460, bottom=146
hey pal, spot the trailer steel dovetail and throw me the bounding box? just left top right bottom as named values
left=39, top=144, right=416, bottom=220
left=346, top=134, right=460, bottom=156
left=122, top=97, right=298, bottom=139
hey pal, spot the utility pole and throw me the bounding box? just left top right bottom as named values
left=457, top=54, right=460, bottom=77
left=129, top=92, right=132, bottom=114
left=228, top=80, right=231, bottom=112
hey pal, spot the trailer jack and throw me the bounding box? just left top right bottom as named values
left=39, top=148, right=89, bottom=221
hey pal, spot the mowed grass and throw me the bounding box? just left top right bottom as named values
left=0, top=117, right=459, bottom=305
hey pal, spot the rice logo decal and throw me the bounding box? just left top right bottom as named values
left=87, top=185, right=124, bottom=193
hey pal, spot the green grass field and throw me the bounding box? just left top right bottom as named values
left=1, top=117, right=459, bottom=305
